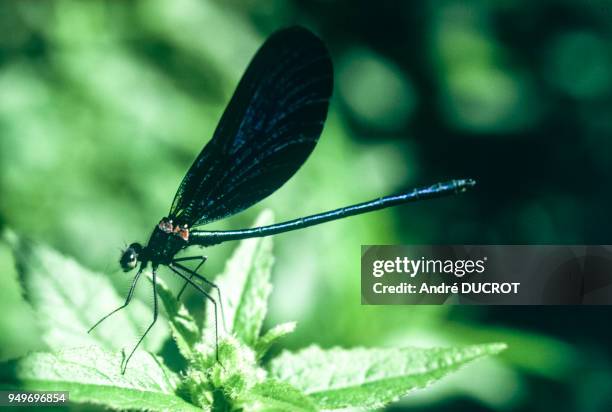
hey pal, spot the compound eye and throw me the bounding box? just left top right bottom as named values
left=120, top=248, right=139, bottom=272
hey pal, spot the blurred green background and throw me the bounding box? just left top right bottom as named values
left=1, top=0, right=612, bottom=411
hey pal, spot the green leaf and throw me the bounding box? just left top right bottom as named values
left=238, top=380, right=317, bottom=412
left=155, top=275, right=200, bottom=360
left=0, top=346, right=200, bottom=412
left=268, top=343, right=507, bottom=410
left=202, top=210, right=274, bottom=348
left=0, top=232, right=44, bottom=360
left=442, top=322, right=578, bottom=379
left=254, top=322, right=296, bottom=360
left=186, top=336, right=266, bottom=406
left=2, top=230, right=168, bottom=353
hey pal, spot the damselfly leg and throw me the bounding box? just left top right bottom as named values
left=120, top=268, right=159, bottom=374
left=174, top=255, right=207, bottom=300
left=172, top=258, right=227, bottom=333
left=88, top=267, right=143, bottom=334
left=168, top=264, right=222, bottom=364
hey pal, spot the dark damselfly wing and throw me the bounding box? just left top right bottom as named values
left=169, top=26, right=333, bottom=227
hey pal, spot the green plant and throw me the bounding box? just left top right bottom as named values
left=0, top=211, right=506, bottom=411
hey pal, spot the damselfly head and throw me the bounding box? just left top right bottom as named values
left=120, top=242, right=143, bottom=272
